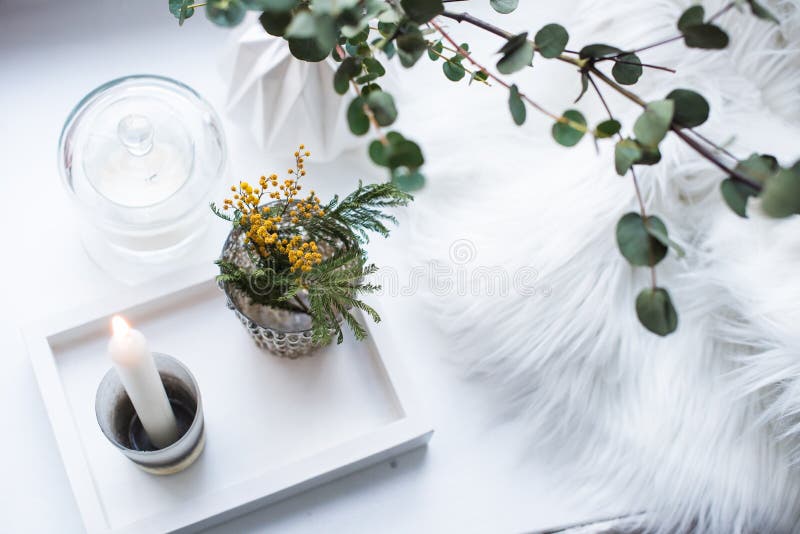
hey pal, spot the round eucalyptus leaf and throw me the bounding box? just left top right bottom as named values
left=345, top=26, right=370, bottom=44
left=633, top=99, right=675, bottom=147
left=595, top=119, right=621, bottom=139
left=508, top=84, right=526, bottom=126
left=496, top=33, right=534, bottom=75
left=206, top=0, right=246, bottom=27
left=677, top=5, right=705, bottom=32
left=666, top=89, right=709, bottom=128
left=682, top=24, right=730, bottom=49
left=534, top=23, right=569, bottom=59
left=347, top=97, right=370, bottom=135
left=391, top=168, right=426, bottom=191
left=366, top=91, right=398, bottom=126
left=614, top=139, right=642, bottom=175
left=636, top=287, right=678, bottom=336
left=400, top=0, right=444, bottom=23
left=314, top=14, right=338, bottom=53
left=288, top=36, right=332, bottom=62
left=443, top=60, right=466, bottom=81
left=260, top=0, right=298, bottom=12
left=387, top=139, right=425, bottom=169
left=363, top=57, right=386, bottom=76
left=471, top=70, right=489, bottom=84
left=396, top=28, right=427, bottom=67
left=579, top=43, right=621, bottom=59
left=285, top=11, right=316, bottom=38
left=735, top=153, right=778, bottom=184
left=551, top=109, right=586, bottom=147
left=333, top=57, right=361, bottom=95
left=761, top=168, right=800, bottom=218
left=259, top=9, right=292, bottom=35
left=428, top=40, right=444, bottom=61
left=637, top=145, right=662, bottom=166
left=169, top=0, right=195, bottom=25
left=490, top=0, right=518, bottom=14
left=611, top=53, right=642, bottom=85
left=369, top=140, right=388, bottom=167
left=616, top=212, right=668, bottom=267
left=720, top=178, right=758, bottom=218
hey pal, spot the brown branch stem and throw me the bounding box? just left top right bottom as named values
left=440, top=10, right=512, bottom=39
left=337, top=44, right=389, bottom=146
left=429, top=19, right=575, bottom=127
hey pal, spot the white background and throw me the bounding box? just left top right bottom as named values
left=0, top=0, right=620, bottom=532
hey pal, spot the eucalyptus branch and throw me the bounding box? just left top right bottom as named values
left=588, top=66, right=761, bottom=191
left=590, top=73, right=657, bottom=289
left=603, top=58, right=677, bottom=74
left=430, top=19, right=589, bottom=133
left=426, top=42, right=491, bottom=85
left=170, top=0, right=792, bottom=338
left=622, top=1, right=736, bottom=56
left=688, top=129, right=738, bottom=161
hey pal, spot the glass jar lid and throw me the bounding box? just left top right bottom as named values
left=59, top=75, right=226, bottom=229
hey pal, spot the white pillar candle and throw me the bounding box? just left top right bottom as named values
left=109, top=316, right=179, bottom=449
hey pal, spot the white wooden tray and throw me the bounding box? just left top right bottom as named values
left=23, top=264, right=432, bottom=534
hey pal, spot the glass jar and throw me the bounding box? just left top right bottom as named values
left=218, top=226, right=330, bottom=358
left=58, top=75, right=227, bottom=283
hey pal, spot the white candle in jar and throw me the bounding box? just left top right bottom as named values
left=108, top=315, right=179, bottom=449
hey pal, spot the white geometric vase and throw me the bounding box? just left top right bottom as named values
left=220, top=16, right=365, bottom=162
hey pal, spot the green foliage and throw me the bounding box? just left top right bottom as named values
left=720, top=178, right=758, bottom=217
left=552, top=110, right=586, bottom=147
left=207, top=0, right=246, bottom=26
left=259, top=10, right=292, bottom=35
left=216, top=177, right=412, bottom=344
left=636, top=287, right=678, bottom=336
left=633, top=100, right=674, bottom=147
left=497, top=33, right=534, bottom=75
left=611, top=54, right=642, bottom=85
left=391, top=168, right=426, bottom=191
left=400, top=0, right=443, bottom=23
left=616, top=212, right=669, bottom=267
left=490, top=0, right=518, bottom=14
left=347, top=96, right=370, bottom=135
left=666, top=89, right=709, bottom=128
left=677, top=5, right=705, bottom=32
left=508, top=84, right=526, bottom=125
left=579, top=43, right=621, bottom=59
left=761, top=167, right=800, bottom=217
left=169, top=0, right=194, bottom=25
left=365, top=90, right=398, bottom=126
left=740, top=0, right=779, bottom=24
left=615, top=139, right=642, bottom=175
left=443, top=58, right=466, bottom=81
left=370, top=132, right=424, bottom=168
left=595, top=119, right=621, bottom=139
left=677, top=6, right=729, bottom=49
left=169, top=0, right=798, bottom=337
left=306, top=180, right=414, bottom=244
left=534, top=24, right=569, bottom=59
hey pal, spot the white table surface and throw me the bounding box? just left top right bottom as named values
left=0, top=1, right=620, bottom=532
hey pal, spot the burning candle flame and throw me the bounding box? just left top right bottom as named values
left=111, top=315, right=131, bottom=336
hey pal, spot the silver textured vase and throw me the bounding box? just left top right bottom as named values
left=218, top=227, right=333, bottom=358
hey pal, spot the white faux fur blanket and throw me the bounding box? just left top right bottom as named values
left=399, top=1, right=800, bottom=532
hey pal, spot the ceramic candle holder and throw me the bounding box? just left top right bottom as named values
left=95, top=353, right=205, bottom=475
